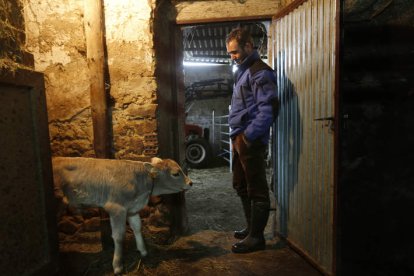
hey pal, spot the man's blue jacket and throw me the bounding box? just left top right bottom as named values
left=229, top=50, right=278, bottom=146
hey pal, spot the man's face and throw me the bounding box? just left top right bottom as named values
left=226, top=39, right=252, bottom=65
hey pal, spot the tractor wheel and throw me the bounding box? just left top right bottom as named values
left=185, top=138, right=212, bottom=168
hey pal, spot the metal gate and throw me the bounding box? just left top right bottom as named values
left=271, top=0, right=338, bottom=274
left=212, top=108, right=232, bottom=171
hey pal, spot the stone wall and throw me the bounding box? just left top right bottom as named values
left=23, top=0, right=159, bottom=160
left=105, top=0, right=159, bottom=160
left=0, top=0, right=26, bottom=68
left=24, top=0, right=95, bottom=157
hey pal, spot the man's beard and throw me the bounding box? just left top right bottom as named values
left=234, top=50, right=248, bottom=65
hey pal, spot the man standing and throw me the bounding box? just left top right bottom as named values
left=226, top=27, right=278, bottom=253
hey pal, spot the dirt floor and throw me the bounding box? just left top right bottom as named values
left=59, top=164, right=322, bottom=276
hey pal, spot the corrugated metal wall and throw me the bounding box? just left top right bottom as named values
left=271, top=0, right=337, bottom=274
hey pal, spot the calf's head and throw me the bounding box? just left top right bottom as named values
left=145, top=157, right=192, bottom=195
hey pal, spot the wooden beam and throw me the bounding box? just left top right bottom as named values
left=84, top=0, right=111, bottom=159
left=272, top=0, right=307, bottom=21
left=176, top=15, right=273, bottom=25
left=84, top=0, right=112, bottom=250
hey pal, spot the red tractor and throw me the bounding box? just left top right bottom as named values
left=184, top=78, right=229, bottom=168
left=185, top=123, right=212, bottom=168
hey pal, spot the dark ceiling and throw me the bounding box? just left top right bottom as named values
left=182, top=21, right=269, bottom=64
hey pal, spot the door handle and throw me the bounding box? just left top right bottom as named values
left=314, top=117, right=335, bottom=131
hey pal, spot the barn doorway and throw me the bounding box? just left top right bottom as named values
left=103, top=19, right=325, bottom=276
left=180, top=21, right=271, bottom=170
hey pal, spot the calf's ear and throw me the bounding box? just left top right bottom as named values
left=144, top=162, right=158, bottom=179
left=151, top=157, right=163, bottom=165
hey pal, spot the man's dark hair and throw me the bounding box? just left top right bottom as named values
left=226, top=27, right=254, bottom=47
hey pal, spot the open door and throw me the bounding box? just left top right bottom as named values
left=270, top=0, right=339, bottom=274
left=0, top=68, right=59, bottom=275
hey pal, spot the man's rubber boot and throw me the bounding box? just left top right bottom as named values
left=234, top=196, right=251, bottom=239
left=231, top=200, right=270, bottom=253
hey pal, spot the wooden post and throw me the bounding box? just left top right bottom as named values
left=84, top=0, right=110, bottom=159
left=83, top=0, right=112, bottom=250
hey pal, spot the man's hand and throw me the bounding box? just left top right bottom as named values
left=242, top=133, right=251, bottom=148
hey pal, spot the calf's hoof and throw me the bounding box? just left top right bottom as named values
left=113, top=266, right=123, bottom=275
left=113, top=257, right=123, bottom=275
left=139, top=249, right=148, bottom=257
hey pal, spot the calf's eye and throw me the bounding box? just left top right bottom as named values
left=172, top=172, right=180, bottom=177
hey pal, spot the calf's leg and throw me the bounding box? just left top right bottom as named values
left=106, top=204, right=127, bottom=275
left=127, top=214, right=148, bottom=256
